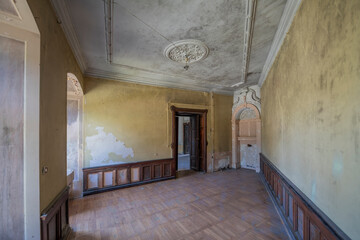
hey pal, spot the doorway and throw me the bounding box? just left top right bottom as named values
left=171, top=107, right=207, bottom=173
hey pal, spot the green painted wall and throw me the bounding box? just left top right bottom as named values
left=27, top=0, right=84, bottom=212
left=84, top=77, right=232, bottom=171
left=261, top=0, right=360, bottom=238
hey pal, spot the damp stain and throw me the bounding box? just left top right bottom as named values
left=332, top=151, right=343, bottom=179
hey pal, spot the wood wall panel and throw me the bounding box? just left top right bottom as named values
left=87, top=173, right=101, bottom=189
left=260, top=154, right=350, bottom=240
left=104, top=170, right=115, bottom=187
left=83, top=158, right=175, bottom=196
left=131, top=167, right=140, bottom=182
left=164, top=163, right=171, bottom=177
left=40, top=188, right=70, bottom=240
left=117, top=168, right=128, bottom=185
left=143, top=166, right=151, bottom=181
left=153, top=164, right=161, bottom=179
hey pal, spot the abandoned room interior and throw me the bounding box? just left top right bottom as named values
left=1, top=0, right=359, bottom=239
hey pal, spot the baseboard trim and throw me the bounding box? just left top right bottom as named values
left=260, top=153, right=350, bottom=240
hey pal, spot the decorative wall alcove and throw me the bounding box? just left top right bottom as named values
left=231, top=102, right=261, bottom=171
left=67, top=73, right=84, bottom=198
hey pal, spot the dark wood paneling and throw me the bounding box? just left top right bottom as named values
left=40, top=187, right=70, bottom=240
left=164, top=163, right=171, bottom=177
left=83, top=158, right=175, bottom=196
left=143, top=165, right=151, bottom=181
left=153, top=164, right=161, bottom=179
left=260, top=153, right=350, bottom=240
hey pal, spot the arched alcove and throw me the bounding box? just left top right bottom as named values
left=67, top=73, right=83, bottom=198
left=231, top=102, right=261, bottom=172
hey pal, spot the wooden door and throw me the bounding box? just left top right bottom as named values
left=190, top=115, right=200, bottom=171
left=199, top=114, right=206, bottom=172
left=183, top=123, right=190, bottom=154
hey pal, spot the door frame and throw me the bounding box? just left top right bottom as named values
left=171, top=106, right=207, bottom=173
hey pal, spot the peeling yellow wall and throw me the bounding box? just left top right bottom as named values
left=27, top=0, right=84, bottom=211
left=261, top=0, right=360, bottom=238
left=84, top=77, right=232, bottom=172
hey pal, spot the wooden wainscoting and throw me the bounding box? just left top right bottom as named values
left=40, top=187, right=70, bottom=240
left=260, top=154, right=350, bottom=240
left=83, top=158, right=175, bottom=196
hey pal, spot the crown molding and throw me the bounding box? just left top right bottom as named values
left=50, top=0, right=87, bottom=73
left=257, top=0, right=302, bottom=87
left=85, top=68, right=234, bottom=95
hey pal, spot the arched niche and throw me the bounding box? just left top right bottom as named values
left=67, top=73, right=84, bottom=198
left=231, top=103, right=261, bottom=172
left=67, top=72, right=83, bottom=96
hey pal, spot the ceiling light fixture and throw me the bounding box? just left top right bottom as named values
left=164, top=39, right=209, bottom=71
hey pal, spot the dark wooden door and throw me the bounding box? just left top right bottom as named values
left=183, top=123, right=190, bottom=154
left=199, top=115, right=206, bottom=172
left=190, top=115, right=200, bottom=171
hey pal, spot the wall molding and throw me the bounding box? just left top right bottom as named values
left=260, top=153, right=350, bottom=240
left=258, top=0, right=302, bottom=87
left=49, top=0, right=87, bottom=72
left=83, top=158, right=176, bottom=196
left=85, top=67, right=234, bottom=95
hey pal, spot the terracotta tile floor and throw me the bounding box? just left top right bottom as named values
left=69, top=169, right=289, bottom=240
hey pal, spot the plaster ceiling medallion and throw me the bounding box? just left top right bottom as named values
left=164, top=39, right=209, bottom=70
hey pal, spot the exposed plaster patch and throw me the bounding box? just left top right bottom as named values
left=217, top=158, right=230, bottom=169
left=86, top=127, right=134, bottom=166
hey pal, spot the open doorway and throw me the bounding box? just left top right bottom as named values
left=171, top=107, right=207, bottom=174
left=177, top=116, right=190, bottom=170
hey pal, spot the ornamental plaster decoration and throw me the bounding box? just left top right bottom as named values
left=67, top=73, right=83, bottom=96
left=239, top=108, right=257, bottom=120
left=232, top=85, right=261, bottom=114
left=164, top=39, right=209, bottom=64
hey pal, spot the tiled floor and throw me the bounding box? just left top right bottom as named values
left=69, top=169, right=289, bottom=240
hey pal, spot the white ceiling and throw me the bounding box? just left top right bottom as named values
left=52, top=0, right=299, bottom=94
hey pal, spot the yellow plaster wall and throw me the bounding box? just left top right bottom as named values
left=27, top=0, right=84, bottom=211
left=213, top=93, right=232, bottom=153
left=261, top=0, right=360, bottom=238
left=84, top=77, right=232, bottom=171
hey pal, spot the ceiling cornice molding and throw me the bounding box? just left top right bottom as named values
left=231, top=0, right=257, bottom=88
left=50, top=0, right=87, bottom=73
left=85, top=68, right=234, bottom=95
left=257, top=0, right=302, bottom=87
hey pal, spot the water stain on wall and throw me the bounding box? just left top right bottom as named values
left=332, top=151, right=343, bottom=179
left=86, top=127, right=134, bottom=166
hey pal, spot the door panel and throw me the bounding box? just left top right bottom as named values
left=190, top=115, right=200, bottom=171
left=183, top=123, right=190, bottom=154
left=199, top=114, right=206, bottom=172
